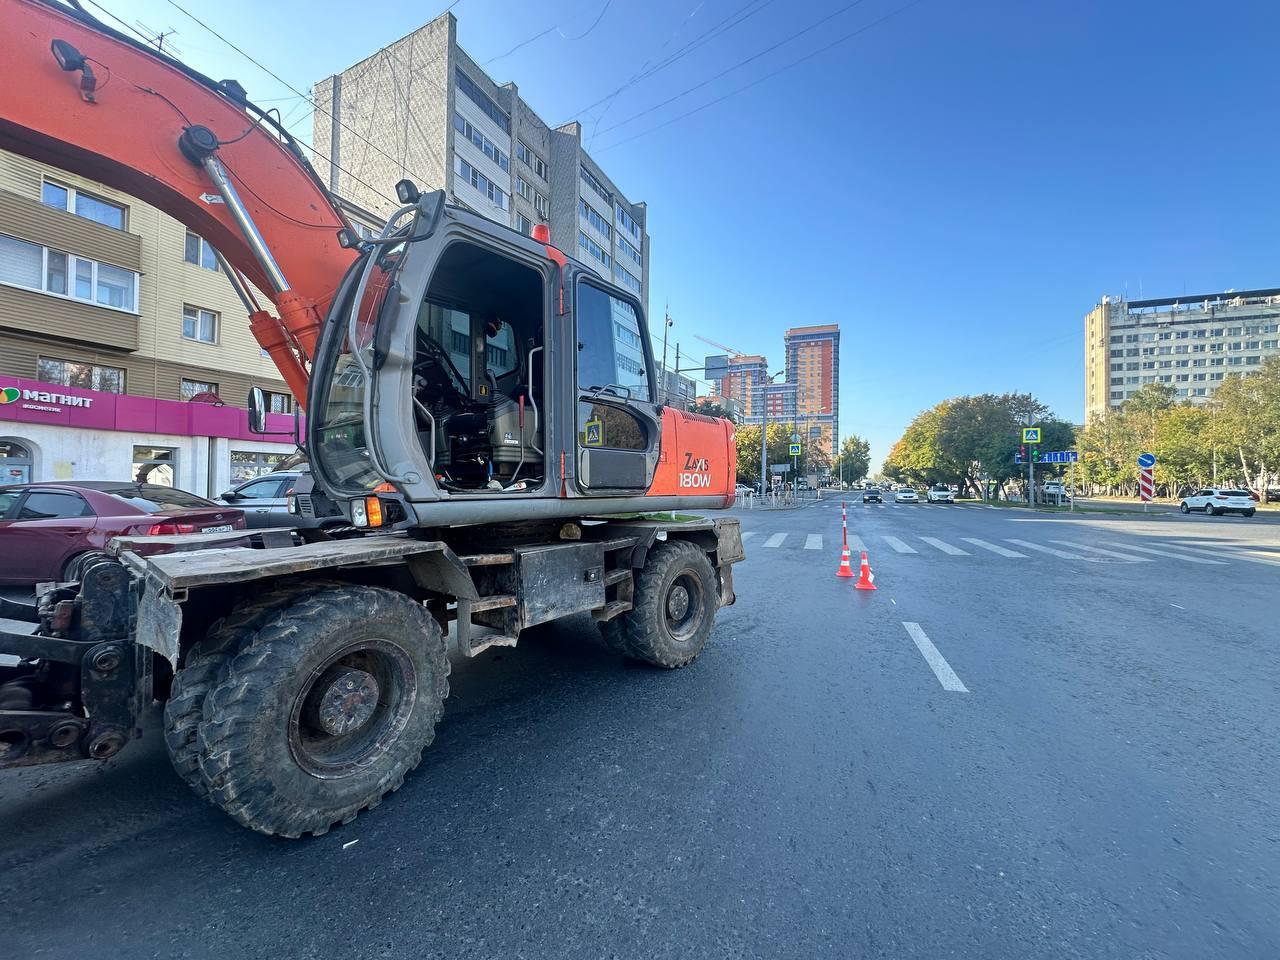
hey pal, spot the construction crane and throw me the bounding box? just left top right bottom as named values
left=693, top=334, right=745, bottom=357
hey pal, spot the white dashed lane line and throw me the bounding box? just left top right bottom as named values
left=804, top=534, right=823, bottom=550
left=902, top=622, right=969, bottom=693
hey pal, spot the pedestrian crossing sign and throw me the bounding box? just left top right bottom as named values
left=583, top=419, right=603, bottom=446
left=1022, top=427, right=1041, bottom=443
left=789, top=443, right=802, bottom=457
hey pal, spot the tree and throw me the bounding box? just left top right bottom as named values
left=733, top=423, right=795, bottom=488
left=693, top=398, right=730, bottom=420
left=834, top=435, right=871, bottom=483
left=1208, top=359, right=1280, bottom=495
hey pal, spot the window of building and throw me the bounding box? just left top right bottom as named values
left=230, top=450, right=287, bottom=482
left=453, top=113, right=509, bottom=171
left=1125, top=362, right=1139, bottom=371
left=132, top=445, right=177, bottom=486
left=1141, top=347, right=1155, bottom=357
left=1141, top=361, right=1155, bottom=370
left=1158, top=360, right=1172, bottom=369
left=1227, top=356, right=1244, bottom=366
left=579, top=198, right=612, bottom=241
left=1210, top=328, right=1223, bottom=336
left=580, top=165, right=612, bottom=206
left=1175, top=374, right=1189, bottom=382
left=1193, top=373, right=1207, bottom=381
left=1108, top=348, right=1123, bottom=359
left=1140, top=332, right=1156, bottom=342
left=517, top=140, right=547, bottom=179
left=1245, top=340, right=1260, bottom=350
left=264, top=391, right=292, bottom=414
left=1125, top=348, right=1139, bottom=357
left=1173, top=345, right=1188, bottom=354
left=1210, top=357, right=1225, bottom=366
left=613, top=263, right=641, bottom=294
left=1192, top=387, right=1207, bottom=396
left=41, top=180, right=126, bottom=230
left=617, top=235, right=642, bottom=267
left=1175, top=331, right=1189, bottom=339
left=182, top=304, right=218, bottom=343
left=516, top=213, right=533, bottom=235
left=1210, top=372, right=1225, bottom=381
left=455, top=69, right=510, bottom=133
left=453, top=157, right=508, bottom=211
left=1158, top=375, right=1172, bottom=383
left=36, top=356, right=125, bottom=393
left=1109, top=335, right=1123, bottom=344
left=1125, top=334, right=1139, bottom=343
left=0, top=439, right=35, bottom=485
left=616, top=203, right=641, bottom=242
left=1110, top=391, right=1124, bottom=400
left=1157, top=332, right=1172, bottom=340
left=1228, top=326, right=1242, bottom=335
left=517, top=177, right=532, bottom=202
left=1263, top=324, right=1278, bottom=334
left=1110, top=376, right=1124, bottom=386
left=0, top=235, right=139, bottom=313
left=1245, top=355, right=1261, bottom=365
left=184, top=232, right=219, bottom=271
left=578, top=231, right=610, bottom=270
left=1109, top=362, right=1124, bottom=372
left=1264, top=339, right=1278, bottom=349
left=180, top=377, right=219, bottom=400
left=1192, top=358, right=1206, bottom=367
left=1125, top=376, right=1139, bottom=384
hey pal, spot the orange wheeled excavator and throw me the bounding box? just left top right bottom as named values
left=0, top=0, right=743, bottom=837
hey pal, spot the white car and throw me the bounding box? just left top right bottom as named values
left=1180, top=488, right=1256, bottom=517
left=894, top=489, right=919, bottom=503
left=734, top=483, right=754, bottom=499
left=925, top=485, right=955, bottom=504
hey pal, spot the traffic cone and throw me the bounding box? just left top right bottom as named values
left=836, top=544, right=854, bottom=578
left=854, top=551, right=877, bottom=591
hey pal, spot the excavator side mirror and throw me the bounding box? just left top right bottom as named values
left=246, top=387, right=267, bottom=434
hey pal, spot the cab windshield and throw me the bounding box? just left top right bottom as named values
left=312, top=241, right=406, bottom=492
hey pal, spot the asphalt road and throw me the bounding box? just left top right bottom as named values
left=2, top=499, right=1277, bottom=959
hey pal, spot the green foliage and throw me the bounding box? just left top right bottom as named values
left=733, top=423, right=799, bottom=487
left=834, top=435, right=871, bottom=483
left=692, top=398, right=730, bottom=420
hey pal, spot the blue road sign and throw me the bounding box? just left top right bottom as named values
left=1040, top=450, right=1079, bottom=464
left=1022, top=427, right=1041, bottom=443
left=1137, top=452, right=1156, bottom=469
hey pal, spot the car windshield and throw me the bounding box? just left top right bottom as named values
left=98, top=485, right=216, bottom=513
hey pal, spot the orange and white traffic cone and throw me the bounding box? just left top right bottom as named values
left=836, top=544, right=854, bottom=578
left=854, top=550, right=877, bottom=591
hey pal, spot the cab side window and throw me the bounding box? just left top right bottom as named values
left=575, top=283, right=651, bottom=401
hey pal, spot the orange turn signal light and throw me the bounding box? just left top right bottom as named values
left=365, top=496, right=384, bottom=527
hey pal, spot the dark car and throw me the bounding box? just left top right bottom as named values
left=217, top=470, right=303, bottom=528
left=863, top=487, right=883, bottom=503
left=0, top=482, right=246, bottom=585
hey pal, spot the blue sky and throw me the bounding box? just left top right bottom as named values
left=99, top=0, right=1280, bottom=467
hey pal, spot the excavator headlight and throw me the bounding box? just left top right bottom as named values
left=51, top=39, right=86, bottom=72
left=395, top=179, right=420, bottom=204
left=349, top=498, right=368, bottom=527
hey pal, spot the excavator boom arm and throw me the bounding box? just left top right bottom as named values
left=0, top=0, right=359, bottom=405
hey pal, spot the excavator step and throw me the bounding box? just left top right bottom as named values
left=462, top=631, right=518, bottom=658
left=593, top=599, right=632, bottom=622
left=603, top=569, right=632, bottom=587
left=469, top=595, right=517, bottom=613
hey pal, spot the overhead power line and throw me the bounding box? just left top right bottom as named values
left=596, top=0, right=929, bottom=153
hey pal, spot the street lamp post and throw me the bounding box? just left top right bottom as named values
left=759, top=370, right=785, bottom=498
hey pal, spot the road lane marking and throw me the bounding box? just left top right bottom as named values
left=961, top=538, right=1027, bottom=558
left=741, top=531, right=756, bottom=540
left=882, top=536, right=917, bottom=554
left=1160, top=541, right=1280, bottom=567
left=1050, top=540, right=1152, bottom=562
left=1005, top=539, right=1086, bottom=560
left=902, top=622, right=968, bottom=693
left=1170, top=603, right=1185, bottom=609
left=847, top=534, right=867, bottom=553
left=804, top=534, right=823, bottom=550
left=763, top=533, right=787, bottom=548
left=1097, top=541, right=1226, bottom=564
left=918, top=536, right=969, bottom=556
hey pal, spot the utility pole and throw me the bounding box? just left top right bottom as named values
left=760, top=383, right=768, bottom=498
left=660, top=305, right=671, bottom=405
left=673, top=342, right=682, bottom=410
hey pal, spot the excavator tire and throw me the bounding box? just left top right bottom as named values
left=197, top=586, right=448, bottom=838
left=164, top=582, right=339, bottom=800
left=610, top=540, right=717, bottom=669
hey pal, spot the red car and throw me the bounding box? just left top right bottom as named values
left=0, top=482, right=246, bottom=585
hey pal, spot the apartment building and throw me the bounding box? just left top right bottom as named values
left=0, top=150, right=298, bottom=493
left=785, top=324, right=840, bottom=459
left=708, top=354, right=770, bottom=418
left=312, top=12, right=651, bottom=312
left=1084, top=288, right=1280, bottom=420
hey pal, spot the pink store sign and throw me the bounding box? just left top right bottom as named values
left=0, top=376, right=302, bottom=440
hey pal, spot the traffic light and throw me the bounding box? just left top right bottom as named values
left=1016, top=445, right=1025, bottom=464
left=1032, top=445, right=1040, bottom=463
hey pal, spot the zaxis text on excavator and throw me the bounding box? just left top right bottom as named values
left=0, top=0, right=743, bottom=837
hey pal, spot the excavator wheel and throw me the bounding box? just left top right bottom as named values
left=608, top=540, right=718, bottom=669
left=164, top=581, right=341, bottom=800
left=196, top=586, right=449, bottom=838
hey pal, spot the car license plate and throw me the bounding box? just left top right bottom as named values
left=203, top=524, right=234, bottom=533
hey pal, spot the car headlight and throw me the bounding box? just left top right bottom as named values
left=350, top=498, right=368, bottom=526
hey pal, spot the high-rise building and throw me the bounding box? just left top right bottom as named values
left=312, top=12, right=650, bottom=313
left=1084, top=288, right=1280, bottom=420
left=784, top=324, right=840, bottom=459
left=0, top=150, right=298, bottom=492
left=713, top=354, right=769, bottom=417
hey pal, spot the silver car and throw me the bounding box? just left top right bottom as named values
left=217, top=471, right=302, bottom=528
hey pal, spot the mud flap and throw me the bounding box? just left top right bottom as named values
left=135, top=570, right=183, bottom=669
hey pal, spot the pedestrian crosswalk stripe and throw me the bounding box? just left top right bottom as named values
left=1006, top=539, right=1085, bottom=560
left=763, top=533, right=787, bottom=548
left=882, top=536, right=917, bottom=554
left=804, top=534, right=823, bottom=550
left=918, top=536, right=969, bottom=556
left=741, top=531, right=756, bottom=540
left=1050, top=540, right=1151, bottom=562
left=1097, top=541, right=1226, bottom=565
left=961, top=538, right=1027, bottom=558
left=1160, top=541, right=1280, bottom=567
left=847, top=534, right=867, bottom=553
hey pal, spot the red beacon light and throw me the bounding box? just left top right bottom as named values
left=531, top=223, right=550, bottom=243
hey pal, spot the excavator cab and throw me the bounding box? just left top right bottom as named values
left=304, top=189, right=682, bottom=529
